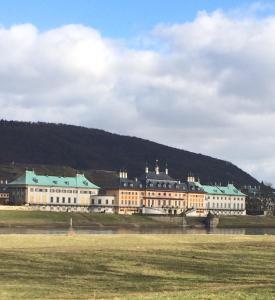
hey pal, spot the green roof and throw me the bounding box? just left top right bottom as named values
left=196, top=183, right=245, bottom=196
left=9, top=170, right=100, bottom=189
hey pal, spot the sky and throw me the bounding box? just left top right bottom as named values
left=0, top=0, right=275, bottom=184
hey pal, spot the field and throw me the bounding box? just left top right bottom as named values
left=219, top=215, right=275, bottom=228
left=1, top=210, right=275, bottom=229
left=0, top=234, right=274, bottom=299
left=0, top=210, right=162, bottom=227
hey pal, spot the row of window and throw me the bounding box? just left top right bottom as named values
left=50, top=197, right=77, bottom=204
left=147, top=200, right=186, bottom=207
left=30, top=188, right=94, bottom=194
left=206, top=202, right=244, bottom=209
left=208, top=196, right=244, bottom=201
left=91, top=199, right=114, bottom=205
left=121, top=200, right=138, bottom=206
left=121, top=191, right=138, bottom=195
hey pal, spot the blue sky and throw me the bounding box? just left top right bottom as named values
left=0, top=0, right=273, bottom=37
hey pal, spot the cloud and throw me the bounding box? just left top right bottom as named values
left=1, top=8, right=275, bottom=184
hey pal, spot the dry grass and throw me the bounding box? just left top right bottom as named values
left=0, top=234, right=274, bottom=299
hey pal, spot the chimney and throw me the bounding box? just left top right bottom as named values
left=187, top=174, right=195, bottom=183
left=145, top=163, right=149, bottom=174
left=124, top=169, right=128, bottom=179
left=155, top=160, right=159, bottom=175
left=119, top=170, right=123, bottom=178
left=165, top=163, right=168, bottom=175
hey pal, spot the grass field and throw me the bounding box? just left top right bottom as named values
left=219, top=215, right=275, bottom=228
left=0, top=234, right=274, bottom=299
left=0, top=210, right=162, bottom=227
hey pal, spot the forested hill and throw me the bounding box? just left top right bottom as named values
left=0, top=120, right=258, bottom=186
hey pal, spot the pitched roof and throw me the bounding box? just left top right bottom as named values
left=139, top=171, right=176, bottom=181
left=197, top=183, right=245, bottom=196
left=9, top=170, right=100, bottom=189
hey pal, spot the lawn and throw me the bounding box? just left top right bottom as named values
left=219, top=215, right=275, bottom=228
left=0, top=210, right=162, bottom=227
left=0, top=234, right=274, bottom=299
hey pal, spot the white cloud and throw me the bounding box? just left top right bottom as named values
left=1, top=8, right=275, bottom=184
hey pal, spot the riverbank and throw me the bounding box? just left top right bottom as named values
left=218, top=215, right=275, bottom=228
left=0, top=210, right=275, bottom=229
left=0, top=210, right=164, bottom=228
left=0, top=234, right=274, bottom=299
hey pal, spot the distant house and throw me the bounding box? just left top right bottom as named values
left=0, top=184, right=9, bottom=205
left=8, top=170, right=100, bottom=212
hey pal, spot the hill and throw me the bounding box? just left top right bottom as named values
left=0, top=120, right=258, bottom=186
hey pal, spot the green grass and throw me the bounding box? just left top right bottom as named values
left=219, top=215, right=275, bottom=228
left=0, top=234, right=274, bottom=299
left=0, top=210, right=162, bottom=228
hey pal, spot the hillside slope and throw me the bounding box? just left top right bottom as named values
left=0, top=120, right=258, bottom=186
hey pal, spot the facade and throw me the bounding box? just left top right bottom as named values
left=104, top=171, right=143, bottom=214
left=8, top=170, right=100, bottom=212
left=193, top=180, right=246, bottom=215
left=102, top=164, right=205, bottom=216
left=0, top=188, right=9, bottom=205
left=91, top=195, right=115, bottom=213
left=139, top=165, right=188, bottom=215
left=0, top=181, right=9, bottom=204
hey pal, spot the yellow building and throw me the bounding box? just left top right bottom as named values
left=104, top=171, right=142, bottom=214
left=102, top=164, right=193, bottom=215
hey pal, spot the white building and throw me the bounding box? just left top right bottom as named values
left=196, top=183, right=246, bottom=215
left=8, top=170, right=100, bottom=212
left=91, top=195, right=115, bottom=213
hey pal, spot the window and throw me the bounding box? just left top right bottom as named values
left=62, top=197, right=65, bottom=203
left=56, top=197, right=59, bottom=203
left=91, top=199, right=94, bottom=205
left=74, top=198, right=77, bottom=204
left=68, top=197, right=71, bottom=204
left=50, top=197, right=53, bottom=203
left=98, top=199, right=101, bottom=205
left=112, top=200, right=114, bottom=205
left=106, top=199, right=109, bottom=205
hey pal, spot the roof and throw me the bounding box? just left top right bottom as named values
left=9, top=170, right=100, bottom=189
left=196, top=183, right=245, bottom=196
left=139, top=171, right=176, bottom=181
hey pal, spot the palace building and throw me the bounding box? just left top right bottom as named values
left=187, top=176, right=246, bottom=215
left=8, top=170, right=100, bottom=212
left=99, top=162, right=206, bottom=216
